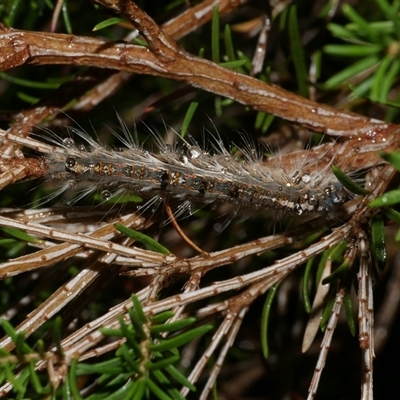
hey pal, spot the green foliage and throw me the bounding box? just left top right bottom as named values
left=180, top=101, right=199, bottom=138
left=288, top=5, right=309, bottom=98
left=92, top=17, right=125, bottom=32
left=370, top=215, right=387, bottom=272
left=0, top=317, right=63, bottom=398
left=303, top=241, right=358, bottom=334
left=0, top=297, right=212, bottom=399
left=343, top=289, right=356, bottom=336
left=115, top=223, right=171, bottom=254
left=211, top=6, right=220, bottom=64
left=75, top=295, right=213, bottom=400
left=332, top=165, right=369, bottom=195
left=323, top=1, right=400, bottom=116
left=302, top=258, right=314, bottom=313
left=370, top=151, right=400, bottom=242
left=260, top=282, right=280, bottom=359
left=369, top=189, right=400, bottom=207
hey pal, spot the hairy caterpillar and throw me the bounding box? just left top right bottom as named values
left=0, top=119, right=353, bottom=225
left=21, top=120, right=350, bottom=222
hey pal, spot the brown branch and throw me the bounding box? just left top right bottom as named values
left=72, top=0, right=249, bottom=113
left=94, top=0, right=179, bottom=61
left=0, top=22, right=390, bottom=137
left=162, top=0, right=249, bottom=40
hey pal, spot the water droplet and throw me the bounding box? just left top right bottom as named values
left=332, top=193, right=342, bottom=204
left=187, top=146, right=202, bottom=159
left=161, top=144, right=171, bottom=154
left=63, top=138, right=75, bottom=148
left=214, top=222, right=223, bottom=233
left=302, top=174, right=311, bottom=184
left=101, top=190, right=112, bottom=201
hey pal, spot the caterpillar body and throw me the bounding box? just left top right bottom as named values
left=37, top=124, right=350, bottom=221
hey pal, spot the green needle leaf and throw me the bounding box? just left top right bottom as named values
left=69, top=358, right=84, bottom=400
left=1, top=227, right=39, bottom=243
left=62, top=0, right=73, bottom=34
left=288, top=5, right=309, bottom=97
left=342, top=4, right=377, bottom=42
left=146, top=355, right=180, bottom=370
left=28, top=361, right=43, bottom=394
left=115, top=223, right=171, bottom=254
left=380, top=58, right=400, bottom=103
left=93, top=17, right=125, bottom=31
left=131, top=294, right=147, bottom=324
left=132, top=379, right=146, bottom=400
left=164, top=364, right=196, bottom=391
left=0, top=320, right=32, bottom=353
left=260, top=282, right=280, bottom=359
left=0, top=72, right=66, bottom=89
left=344, top=289, right=356, bottom=336
left=224, top=24, right=235, bottom=62
left=149, top=324, right=213, bottom=352
left=385, top=208, right=400, bottom=225
left=303, top=258, right=314, bottom=313
left=323, top=44, right=382, bottom=57
left=370, top=215, right=387, bottom=272
left=219, top=59, right=247, bottom=69
left=327, top=23, right=359, bottom=40
left=370, top=54, right=393, bottom=102
left=332, top=165, right=369, bottom=195
left=150, top=317, right=196, bottom=333
left=324, top=55, right=380, bottom=89
left=369, top=189, right=400, bottom=207
left=320, top=294, right=335, bottom=330
left=53, top=316, right=64, bottom=357
left=211, top=6, right=220, bottom=64
left=380, top=151, right=400, bottom=171
left=180, top=101, right=199, bottom=138
left=150, top=311, right=175, bottom=324
left=147, top=377, right=174, bottom=400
